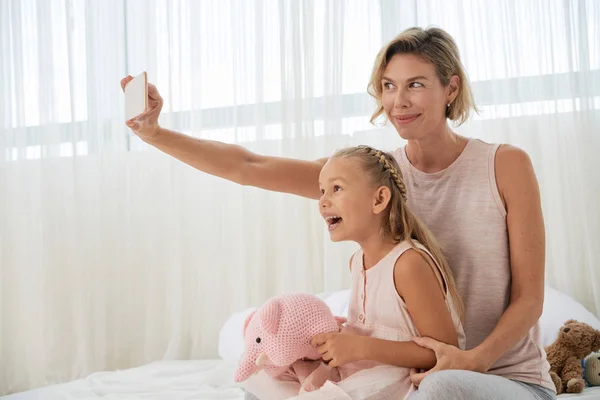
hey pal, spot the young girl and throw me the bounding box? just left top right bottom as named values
left=245, top=145, right=465, bottom=400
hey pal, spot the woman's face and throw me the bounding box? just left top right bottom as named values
left=381, top=53, right=457, bottom=140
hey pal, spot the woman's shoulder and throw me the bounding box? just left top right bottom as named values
left=467, top=138, right=532, bottom=156
left=492, top=143, right=534, bottom=180
left=494, top=144, right=537, bottom=200
left=459, top=139, right=530, bottom=168
left=495, top=143, right=530, bottom=158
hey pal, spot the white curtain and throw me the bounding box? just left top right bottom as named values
left=1, top=0, right=598, bottom=395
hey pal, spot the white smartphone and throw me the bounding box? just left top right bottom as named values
left=124, top=71, right=148, bottom=121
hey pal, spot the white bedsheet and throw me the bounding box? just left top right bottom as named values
left=2, top=358, right=600, bottom=399
left=4, top=284, right=600, bottom=400
left=0, top=359, right=245, bottom=400
left=560, top=387, right=600, bottom=399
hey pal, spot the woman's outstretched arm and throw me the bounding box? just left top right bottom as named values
left=121, top=76, right=327, bottom=199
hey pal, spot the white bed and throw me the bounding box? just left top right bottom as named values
left=3, top=286, right=600, bottom=400
left=560, top=388, right=600, bottom=399
left=1, top=359, right=245, bottom=400
left=3, top=360, right=599, bottom=400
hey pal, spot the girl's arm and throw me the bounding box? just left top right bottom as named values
left=360, top=249, right=459, bottom=369
left=313, top=249, right=459, bottom=369
left=121, top=76, right=327, bottom=200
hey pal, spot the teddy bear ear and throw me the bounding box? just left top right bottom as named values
left=593, top=331, right=600, bottom=351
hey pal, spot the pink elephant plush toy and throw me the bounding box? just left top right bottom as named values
left=234, top=293, right=341, bottom=382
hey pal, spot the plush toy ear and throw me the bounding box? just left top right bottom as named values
left=258, top=298, right=282, bottom=335
left=593, top=331, right=600, bottom=351
left=243, top=311, right=256, bottom=337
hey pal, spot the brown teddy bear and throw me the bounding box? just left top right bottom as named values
left=545, top=319, right=600, bottom=394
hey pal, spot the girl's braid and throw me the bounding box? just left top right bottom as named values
left=358, top=145, right=408, bottom=202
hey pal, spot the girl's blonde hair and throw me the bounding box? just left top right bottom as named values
left=333, top=145, right=464, bottom=319
left=368, top=26, right=478, bottom=126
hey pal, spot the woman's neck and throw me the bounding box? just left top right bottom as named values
left=405, top=126, right=468, bottom=173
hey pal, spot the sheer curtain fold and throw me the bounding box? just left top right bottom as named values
left=1, top=0, right=599, bottom=394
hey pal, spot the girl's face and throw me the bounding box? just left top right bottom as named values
left=318, top=157, right=386, bottom=243
left=381, top=53, right=457, bottom=140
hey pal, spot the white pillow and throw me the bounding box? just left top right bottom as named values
left=218, top=307, right=256, bottom=363
left=218, top=286, right=600, bottom=361
left=322, top=289, right=351, bottom=318
left=539, top=285, right=600, bottom=347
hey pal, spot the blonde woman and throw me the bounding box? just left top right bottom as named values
left=122, top=27, right=556, bottom=399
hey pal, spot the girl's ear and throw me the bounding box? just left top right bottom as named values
left=372, top=186, right=391, bottom=215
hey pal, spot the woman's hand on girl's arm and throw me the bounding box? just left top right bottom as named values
left=408, top=338, right=486, bottom=386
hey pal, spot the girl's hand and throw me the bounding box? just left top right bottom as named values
left=311, top=329, right=365, bottom=368
left=409, top=336, right=489, bottom=387
left=120, top=76, right=163, bottom=140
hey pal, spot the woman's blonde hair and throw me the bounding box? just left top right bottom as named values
left=333, top=145, right=464, bottom=319
left=368, top=26, right=478, bottom=126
